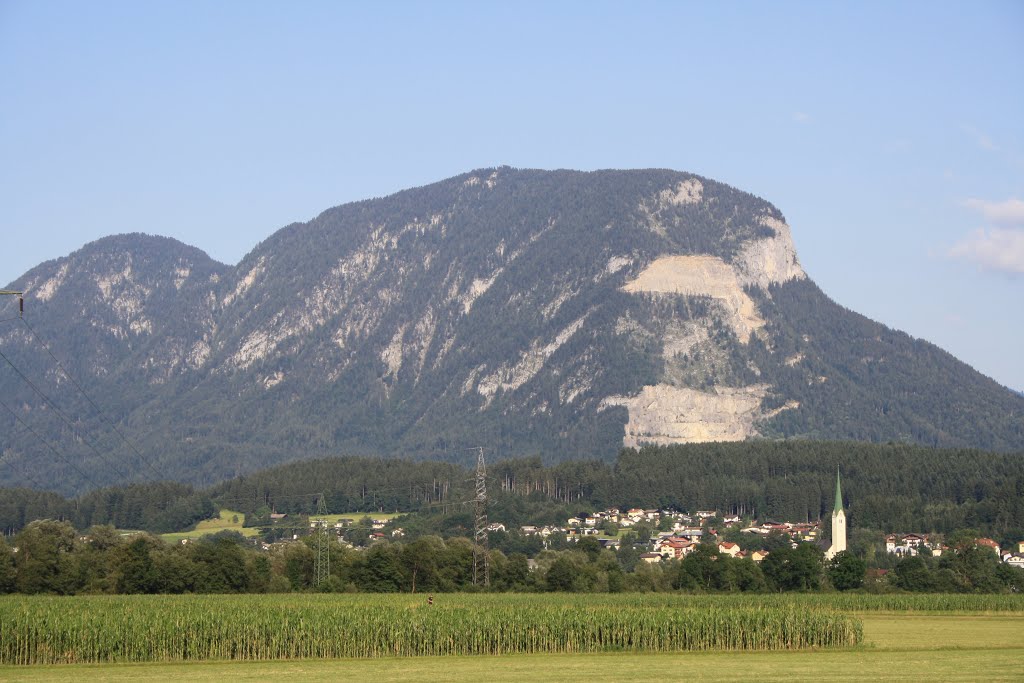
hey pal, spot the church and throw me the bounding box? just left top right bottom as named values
left=824, top=470, right=846, bottom=560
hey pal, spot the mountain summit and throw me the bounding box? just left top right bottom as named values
left=3, top=168, right=1022, bottom=492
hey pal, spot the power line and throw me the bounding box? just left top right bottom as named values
left=0, top=396, right=101, bottom=491
left=0, top=424, right=48, bottom=491
left=0, top=457, right=46, bottom=490
left=0, top=346, right=132, bottom=482
left=17, top=316, right=167, bottom=481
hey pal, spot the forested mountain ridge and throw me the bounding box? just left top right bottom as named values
left=2, top=443, right=1022, bottom=545
left=2, top=168, right=1022, bottom=493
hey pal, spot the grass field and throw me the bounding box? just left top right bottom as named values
left=0, top=613, right=1020, bottom=682
left=158, top=509, right=258, bottom=543
left=318, top=512, right=403, bottom=525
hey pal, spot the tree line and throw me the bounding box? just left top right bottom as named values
left=3, top=519, right=1020, bottom=596
left=2, top=441, right=1022, bottom=546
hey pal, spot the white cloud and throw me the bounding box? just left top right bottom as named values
left=962, top=124, right=997, bottom=151
left=948, top=227, right=1024, bottom=274
left=962, top=198, right=1024, bottom=227
left=792, top=111, right=811, bottom=124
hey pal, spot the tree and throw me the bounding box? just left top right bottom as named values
left=401, top=536, right=444, bottom=593
left=828, top=551, right=866, bottom=591
left=189, top=536, right=250, bottom=592
left=118, top=537, right=158, bottom=593
left=495, top=552, right=531, bottom=590
left=355, top=543, right=405, bottom=592
left=545, top=556, right=577, bottom=591
left=14, top=520, right=78, bottom=594
left=0, top=537, right=15, bottom=593
left=577, top=537, right=602, bottom=562
left=762, top=543, right=824, bottom=592
left=679, top=543, right=720, bottom=590
left=892, top=556, right=935, bottom=592
left=279, top=542, right=314, bottom=590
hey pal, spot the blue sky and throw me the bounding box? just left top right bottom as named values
left=2, top=2, right=1022, bottom=389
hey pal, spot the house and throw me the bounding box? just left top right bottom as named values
left=659, top=539, right=695, bottom=559
left=975, top=538, right=1000, bottom=555
left=886, top=533, right=930, bottom=556
left=391, top=528, right=405, bottom=538
left=520, top=525, right=539, bottom=535
left=718, top=542, right=741, bottom=557
left=485, top=522, right=506, bottom=533
left=751, top=550, right=769, bottom=563
left=696, top=510, right=717, bottom=520
left=1005, top=554, right=1024, bottom=569
left=598, top=538, right=621, bottom=550
left=566, top=517, right=582, bottom=527
left=639, top=552, right=662, bottom=564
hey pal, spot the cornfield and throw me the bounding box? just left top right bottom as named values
left=0, top=594, right=862, bottom=664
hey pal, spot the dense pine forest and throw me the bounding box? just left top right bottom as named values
left=3, top=441, right=1022, bottom=543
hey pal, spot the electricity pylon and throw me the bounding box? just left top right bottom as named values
left=472, top=447, right=489, bottom=587
left=314, top=493, right=330, bottom=587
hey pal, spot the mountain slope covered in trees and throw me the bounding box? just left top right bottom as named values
left=1, top=168, right=1022, bottom=493
left=2, top=443, right=1022, bottom=546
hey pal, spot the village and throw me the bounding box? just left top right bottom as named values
left=275, top=502, right=1024, bottom=571
left=512, top=508, right=806, bottom=563
left=507, top=507, right=1024, bottom=568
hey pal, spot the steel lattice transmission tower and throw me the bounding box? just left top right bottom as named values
left=472, top=447, right=489, bottom=587
left=314, top=493, right=330, bottom=587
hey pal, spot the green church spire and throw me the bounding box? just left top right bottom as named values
left=834, top=469, right=843, bottom=514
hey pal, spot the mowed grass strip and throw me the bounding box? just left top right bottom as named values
left=0, top=595, right=861, bottom=665
left=1, top=645, right=1023, bottom=683
left=159, top=509, right=258, bottom=543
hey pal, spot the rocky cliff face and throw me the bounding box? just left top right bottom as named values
left=3, top=168, right=1022, bottom=493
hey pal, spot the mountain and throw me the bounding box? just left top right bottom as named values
left=2, top=168, right=1022, bottom=494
